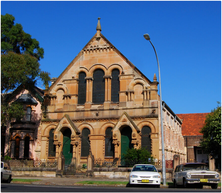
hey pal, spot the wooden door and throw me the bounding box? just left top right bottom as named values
left=121, top=127, right=132, bottom=161
left=63, top=129, right=72, bottom=166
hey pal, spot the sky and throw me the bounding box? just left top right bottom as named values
left=1, top=1, right=221, bottom=114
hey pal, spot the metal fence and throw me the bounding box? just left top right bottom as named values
left=7, top=159, right=58, bottom=169
left=33, top=160, right=58, bottom=168
left=93, top=158, right=162, bottom=168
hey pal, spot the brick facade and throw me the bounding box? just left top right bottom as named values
left=177, top=113, right=210, bottom=163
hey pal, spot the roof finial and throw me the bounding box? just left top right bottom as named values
left=96, top=17, right=101, bottom=40
left=153, top=73, right=157, bottom=82
left=96, top=17, right=101, bottom=31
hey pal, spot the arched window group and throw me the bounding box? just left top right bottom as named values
left=13, top=135, right=31, bottom=159
left=105, top=127, right=114, bottom=157
left=81, top=128, right=90, bottom=157
left=48, top=129, right=56, bottom=157
left=24, top=136, right=30, bottom=159
left=111, top=69, right=120, bottom=103
left=78, top=72, right=86, bottom=105
left=14, top=136, right=20, bottom=159
left=93, top=69, right=105, bottom=104
left=81, top=127, right=114, bottom=158
left=141, top=126, right=151, bottom=153
left=78, top=69, right=120, bottom=105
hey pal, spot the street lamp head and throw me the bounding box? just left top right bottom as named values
left=143, top=33, right=150, bottom=41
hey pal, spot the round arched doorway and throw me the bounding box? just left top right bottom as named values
left=121, top=126, right=133, bottom=165
left=62, top=128, right=73, bottom=166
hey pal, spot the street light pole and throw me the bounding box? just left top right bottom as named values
left=143, top=33, right=166, bottom=186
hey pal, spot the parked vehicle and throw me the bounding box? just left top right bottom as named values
left=1, top=161, right=12, bottom=183
left=129, top=164, right=161, bottom=187
left=172, top=162, right=220, bottom=189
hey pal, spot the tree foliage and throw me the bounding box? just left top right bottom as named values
left=1, top=13, right=50, bottom=125
left=200, top=103, right=221, bottom=159
left=1, top=102, right=25, bottom=125
left=122, top=148, right=154, bottom=167
left=1, top=13, right=50, bottom=92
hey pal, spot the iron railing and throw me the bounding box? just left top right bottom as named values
left=8, top=159, right=57, bottom=169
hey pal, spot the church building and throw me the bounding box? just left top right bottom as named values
left=38, top=18, right=186, bottom=167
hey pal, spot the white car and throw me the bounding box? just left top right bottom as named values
left=1, top=161, right=12, bottom=183
left=129, top=164, right=161, bottom=187
left=172, top=163, right=220, bottom=189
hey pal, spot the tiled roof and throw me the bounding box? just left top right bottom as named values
left=15, top=94, right=38, bottom=105
left=176, top=113, right=210, bottom=136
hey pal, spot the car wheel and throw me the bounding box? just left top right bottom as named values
left=1, top=173, right=3, bottom=183
left=156, top=185, right=160, bottom=188
left=183, top=178, right=188, bottom=188
left=126, top=182, right=131, bottom=187
left=174, top=180, right=178, bottom=188
left=7, top=175, right=11, bottom=183
left=211, top=184, right=218, bottom=189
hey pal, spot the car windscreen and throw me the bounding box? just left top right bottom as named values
left=182, top=164, right=209, bottom=171
left=132, top=165, right=157, bottom=172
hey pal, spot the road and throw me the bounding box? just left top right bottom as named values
left=1, top=183, right=221, bottom=192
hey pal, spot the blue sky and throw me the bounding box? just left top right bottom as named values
left=1, top=1, right=221, bottom=114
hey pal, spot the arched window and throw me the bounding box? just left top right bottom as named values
left=78, top=72, right=86, bottom=105
left=111, top=69, right=120, bottom=102
left=93, top=69, right=105, bottom=104
left=24, top=136, right=30, bottom=159
left=14, top=136, right=20, bottom=159
left=81, top=128, right=90, bottom=157
left=105, top=127, right=114, bottom=157
left=48, top=129, right=56, bottom=157
left=26, top=107, right=32, bottom=121
left=141, top=126, right=151, bottom=152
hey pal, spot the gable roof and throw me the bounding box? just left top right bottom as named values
left=14, top=94, right=38, bottom=105
left=3, top=83, right=44, bottom=104
left=48, top=18, right=154, bottom=92
left=176, top=113, right=210, bottom=136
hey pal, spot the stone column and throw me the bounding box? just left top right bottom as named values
left=85, top=77, right=93, bottom=109
left=40, top=136, right=48, bottom=160
left=20, top=140, right=24, bottom=159
left=104, top=76, right=111, bottom=109
left=29, top=140, right=34, bottom=159
left=11, top=141, right=15, bottom=158
left=209, top=155, right=215, bottom=171
left=173, top=154, right=180, bottom=170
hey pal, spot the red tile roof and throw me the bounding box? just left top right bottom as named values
left=176, top=113, right=210, bottom=136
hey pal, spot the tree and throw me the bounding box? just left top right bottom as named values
left=1, top=13, right=50, bottom=125
left=122, top=148, right=154, bottom=167
left=1, top=13, right=50, bottom=93
left=200, top=103, right=221, bottom=169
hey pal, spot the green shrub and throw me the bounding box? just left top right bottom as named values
left=122, top=148, right=154, bottom=167
left=4, top=155, right=12, bottom=161
left=82, top=163, right=87, bottom=169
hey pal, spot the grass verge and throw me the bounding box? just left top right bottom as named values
left=76, top=181, right=128, bottom=185
left=12, top=179, right=41, bottom=182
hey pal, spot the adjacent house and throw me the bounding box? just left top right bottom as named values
left=177, top=113, right=209, bottom=163
left=2, top=83, right=44, bottom=160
